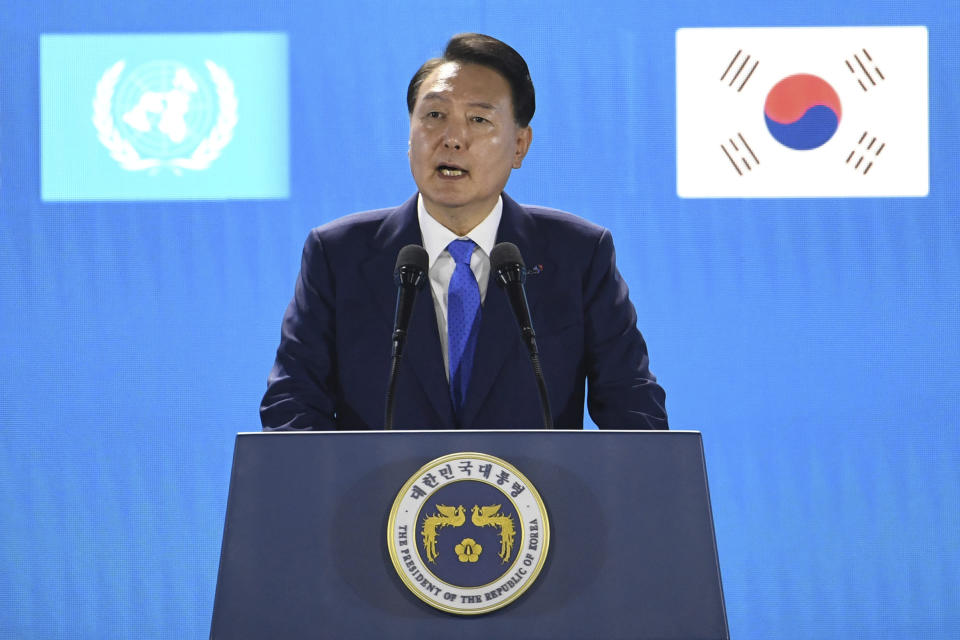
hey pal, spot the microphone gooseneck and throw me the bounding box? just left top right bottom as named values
left=384, top=244, right=428, bottom=430
left=491, top=242, right=553, bottom=430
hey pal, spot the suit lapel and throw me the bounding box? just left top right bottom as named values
left=359, top=194, right=454, bottom=426
left=459, top=193, right=545, bottom=427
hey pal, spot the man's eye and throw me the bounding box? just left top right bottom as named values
left=471, top=116, right=489, bottom=124
left=426, top=111, right=442, bottom=119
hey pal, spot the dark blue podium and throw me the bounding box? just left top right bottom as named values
left=211, top=430, right=728, bottom=639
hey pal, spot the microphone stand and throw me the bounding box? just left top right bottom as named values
left=384, top=247, right=427, bottom=430
left=492, top=243, right=553, bottom=430
left=526, top=339, right=554, bottom=431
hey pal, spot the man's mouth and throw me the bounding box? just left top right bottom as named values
left=437, top=164, right=468, bottom=177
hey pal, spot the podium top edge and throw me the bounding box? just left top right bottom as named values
left=235, top=429, right=702, bottom=435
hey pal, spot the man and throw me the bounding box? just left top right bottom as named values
left=260, top=33, right=667, bottom=431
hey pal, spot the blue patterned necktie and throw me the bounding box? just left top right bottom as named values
left=446, top=239, right=481, bottom=415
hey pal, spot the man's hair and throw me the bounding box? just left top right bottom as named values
left=406, top=33, right=536, bottom=128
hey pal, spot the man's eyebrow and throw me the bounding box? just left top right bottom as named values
left=418, top=94, right=499, bottom=111
left=419, top=92, right=451, bottom=103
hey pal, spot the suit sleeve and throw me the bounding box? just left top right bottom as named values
left=259, top=229, right=338, bottom=430
left=583, top=229, right=668, bottom=430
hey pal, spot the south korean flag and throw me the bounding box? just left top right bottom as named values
left=676, top=26, right=928, bottom=198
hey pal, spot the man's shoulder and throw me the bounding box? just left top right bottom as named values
left=308, top=206, right=396, bottom=243
left=521, top=204, right=605, bottom=231
left=514, top=202, right=608, bottom=248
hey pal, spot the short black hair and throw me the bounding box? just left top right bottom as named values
left=406, top=33, right=536, bottom=128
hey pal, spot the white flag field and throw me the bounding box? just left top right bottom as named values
left=676, top=26, right=928, bottom=198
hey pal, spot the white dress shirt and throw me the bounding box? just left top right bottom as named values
left=417, top=194, right=502, bottom=380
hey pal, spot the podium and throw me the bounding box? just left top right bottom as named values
left=211, top=430, right=728, bottom=639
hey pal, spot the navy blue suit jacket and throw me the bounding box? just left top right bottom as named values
left=260, top=193, right=667, bottom=430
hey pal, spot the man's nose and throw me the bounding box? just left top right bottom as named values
left=442, top=121, right=466, bottom=150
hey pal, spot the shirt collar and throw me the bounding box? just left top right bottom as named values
left=417, top=194, right=503, bottom=266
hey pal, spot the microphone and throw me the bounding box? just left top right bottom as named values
left=491, top=242, right=553, bottom=430
left=384, top=244, right=428, bottom=430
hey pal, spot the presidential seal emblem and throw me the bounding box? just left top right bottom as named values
left=387, top=452, right=550, bottom=615
left=92, top=59, right=237, bottom=174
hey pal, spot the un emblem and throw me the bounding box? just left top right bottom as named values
left=388, top=453, right=550, bottom=615
left=92, top=59, right=237, bottom=174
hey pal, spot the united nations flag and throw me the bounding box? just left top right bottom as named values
left=40, top=32, right=288, bottom=201
left=388, top=453, right=550, bottom=615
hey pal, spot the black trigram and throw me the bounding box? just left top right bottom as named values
left=721, top=133, right=760, bottom=176
left=720, top=49, right=759, bottom=92
left=845, top=48, right=885, bottom=92
left=846, top=131, right=885, bottom=175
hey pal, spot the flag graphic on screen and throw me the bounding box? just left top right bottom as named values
left=676, top=26, right=928, bottom=198
left=40, top=32, right=289, bottom=201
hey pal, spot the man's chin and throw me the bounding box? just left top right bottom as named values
left=418, top=189, right=473, bottom=213
left=425, top=198, right=471, bottom=212
left=421, top=195, right=500, bottom=229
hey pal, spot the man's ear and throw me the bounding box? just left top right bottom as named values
left=513, top=126, right=532, bottom=169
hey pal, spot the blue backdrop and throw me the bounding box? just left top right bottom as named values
left=1, top=1, right=957, bottom=637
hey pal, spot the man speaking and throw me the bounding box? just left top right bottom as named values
left=260, top=33, right=667, bottom=431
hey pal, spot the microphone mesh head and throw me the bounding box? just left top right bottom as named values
left=490, top=242, right=526, bottom=271
left=395, top=244, right=429, bottom=273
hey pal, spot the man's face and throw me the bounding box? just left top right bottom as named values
left=409, top=62, right=531, bottom=227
